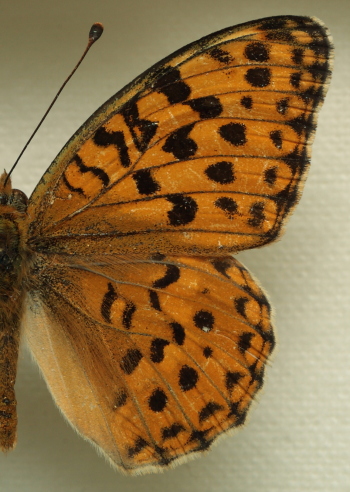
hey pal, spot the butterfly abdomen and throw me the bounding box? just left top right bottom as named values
left=0, top=173, right=29, bottom=450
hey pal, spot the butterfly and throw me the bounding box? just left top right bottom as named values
left=0, top=15, right=333, bottom=474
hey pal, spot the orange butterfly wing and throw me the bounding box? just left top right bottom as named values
left=22, top=16, right=332, bottom=473
left=27, top=15, right=332, bottom=257
left=25, top=255, right=273, bottom=472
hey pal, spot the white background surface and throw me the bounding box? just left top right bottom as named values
left=1, top=0, right=349, bottom=490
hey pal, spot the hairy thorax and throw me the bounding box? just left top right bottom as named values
left=0, top=182, right=28, bottom=304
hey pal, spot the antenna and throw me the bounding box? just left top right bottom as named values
left=4, top=22, right=104, bottom=186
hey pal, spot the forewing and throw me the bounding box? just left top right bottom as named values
left=26, top=16, right=333, bottom=257
left=24, top=255, right=274, bottom=473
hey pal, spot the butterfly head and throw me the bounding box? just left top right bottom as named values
left=0, top=172, right=28, bottom=213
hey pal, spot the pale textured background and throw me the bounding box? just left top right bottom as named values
left=0, top=0, right=349, bottom=490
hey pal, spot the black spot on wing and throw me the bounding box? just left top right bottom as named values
left=153, top=67, right=191, bottom=104
left=101, top=282, right=117, bottom=323
left=122, top=302, right=136, bottom=330
left=93, top=127, right=131, bottom=168
left=188, top=429, right=211, bottom=450
left=241, top=96, right=253, bottom=109
left=219, top=122, right=247, bottom=146
left=287, top=114, right=314, bottom=137
left=270, top=130, right=283, bottom=149
left=184, top=96, right=223, bottom=119
left=238, top=332, right=255, bottom=354
left=208, top=46, right=233, bottom=64
left=292, top=48, right=304, bottom=65
left=252, top=371, right=264, bottom=392
left=245, top=67, right=271, bottom=87
left=247, top=202, right=265, bottom=227
left=225, top=371, right=244, bottom=391
left=194, top=310, right=214, bottom=332
left=276, top=98, right=289, bottom=115
left=234, top=297, right=249, bottom=317
left=299, top=86, right=323, bottom=106
left=148, top=388, right=167, bottom=412
left=215, top=197, right=238, bottom=218
left=166, top=194, right=198, bottom=226
left=62, top=173, right=85, bottom=196
left=127, top=436, right=149, bottom=458
left=153, top=264, right=180, bottom=289
left=132, top=168, right=160, bottom=195
left=162, top=123, right=197, bottom=159
left=264, top=166, right=278, bottom=186
left=262, top=329, right=276, bottom=351
left=248, top=359, right=259, bottom=378
left=205, top=161, right=235, bottom=184
left=154, top=447, right=171, bottom=466
left=150, top=338, right=170, bottom=363
left=170, top=322, right=185, bottom=345
left=122, top=101, right=158, bottom=152
left=71, top=154, right=110, bottom=187
left=203, top=346, right=213, bottom=358
left=113, top=390, right=128, bottom=409
left=120, top=349, right=143, bottom=375
left=228, top=402, right=247, bottom=426
left=290, top=71, right=302, bottom=89
left=212, top=258, right=232, bottom=278
left=179, top=365, right=198, bottom=391
left=198, top=402, right=224, bottom=423
left=162, top=423, right=186, bottom=441
left=149, top=290, right=161, bottom=311
left=244, top=42, right=269, bottom=62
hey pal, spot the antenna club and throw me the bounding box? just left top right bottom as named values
left=89, top=23, right=104, bottom=43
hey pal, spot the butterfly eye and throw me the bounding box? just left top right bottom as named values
left=0, top=252, right=12, bottom=270
left=8, top=189, right=28, bottom=212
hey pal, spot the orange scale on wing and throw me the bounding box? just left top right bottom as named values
left=137, top=345, right=228, bottom=427
left=119, top=332, right=239, bottom=449
left=134, top=103, right=198, bottom=143
left=172, top=52, right=228, bottom=80
left=91, top=177, right=148, bottom=208
left=109, top=377, right=190, bottom=466
left=137, top=90, right=170, bottom=119
left=238, top=297, right=263, bottom=327
left=136, top=95, right=302, bottom=153
left=77, top=137, right=132, bottom=181
left=234, top=159, right=294, bottom=194
left=55, top=191, right=277, bottom=242
left=127, top=156, right=291, bottom=201
left=178, top=39, right=296, bottom=80
left=103, top=113, right=150, bottom=160
left=194, top=119, right=299, bottom=156
left=178, top=69, right=244, bottom=100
